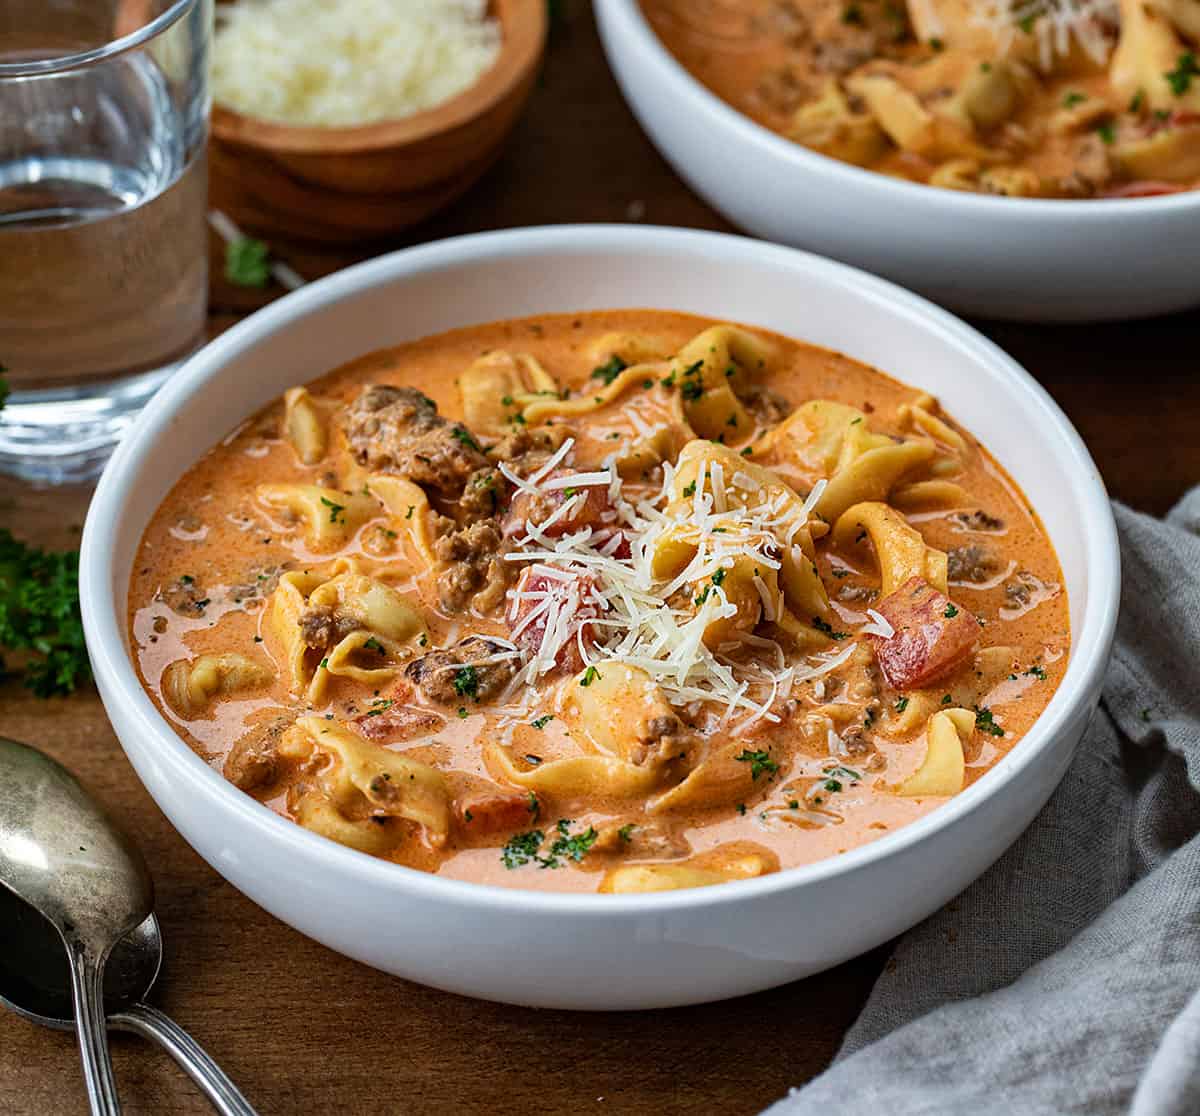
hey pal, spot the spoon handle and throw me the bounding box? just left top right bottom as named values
left=67, top=944, right=123, bottom=1115
left=108, top=1003, right=258, bottom=1116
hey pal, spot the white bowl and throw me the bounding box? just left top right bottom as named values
left=597, top=0, right=1200, bottom=323
left=81, top=226, right=1119, bottom=1010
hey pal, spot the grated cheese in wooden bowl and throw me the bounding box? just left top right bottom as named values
left=211, top=0, right=503, bottom=127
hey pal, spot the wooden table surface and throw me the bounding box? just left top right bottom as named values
left=3, top=4, right=1199, bottom=1113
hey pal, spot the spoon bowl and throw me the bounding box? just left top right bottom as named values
left=0, top=736, right=153, bottom=1113
left=0, top=738, right=257, bottom=1116
left=0, top=887, right=159, bottom=1028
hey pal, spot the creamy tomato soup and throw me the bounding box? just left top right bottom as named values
left=642, top=0, right=1200, bottom=198
left=129, top=311, right=1069, bottom=894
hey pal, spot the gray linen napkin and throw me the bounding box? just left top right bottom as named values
left=768, top=491, right=1200, bottom=1116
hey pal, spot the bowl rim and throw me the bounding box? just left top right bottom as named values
left=209, top=0, right=547, bottom=154
left=80, top=223, right=1121, bottom=916
left=601, top=0, right=1200, bottom=219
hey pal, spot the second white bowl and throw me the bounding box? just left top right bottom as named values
left=597, top=0, right=1200, bottom=323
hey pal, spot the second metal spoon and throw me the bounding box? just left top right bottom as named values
left=0, top=888, right=257, bottom=1116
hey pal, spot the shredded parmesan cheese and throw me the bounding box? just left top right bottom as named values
left=501, top=444, right=859, bottom=732
left=211, top=0, right=502, bottom=127
left=974, top=0, right=1119, bottom=68
left=861, top=608, right=896, bottom=640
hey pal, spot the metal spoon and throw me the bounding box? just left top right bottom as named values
left=0, top=734, right=258, bottom=1108
left=0, top=888, right=257, bottom=1116
left=0, top=736, right=150, bottom=1113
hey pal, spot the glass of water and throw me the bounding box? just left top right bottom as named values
left=0, top=0, right=211, bottom=484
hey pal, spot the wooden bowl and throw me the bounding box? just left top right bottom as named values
left=207, top=0, right=547, bottom=242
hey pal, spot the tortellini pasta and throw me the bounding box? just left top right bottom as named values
left=281, top=717, right=452, bottom=850
left=896, top=708, right=976, bottom=797
left=485, top=742, right=663, bottom=800
left=267, top=559, right=426, bottom=703
left=832, top=501, right=948, bottom=597
left=162, top=653, right=273, bottom=718
left=598, top=842, right=779, bottom=893
left=257, top=484, right=380, bottom=549
left=458, top=350, right=560, bottom=434
left=283, top=387, right=329, bottom=466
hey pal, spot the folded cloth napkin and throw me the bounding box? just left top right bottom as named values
left=767, top=490, right=1200, bottom=1116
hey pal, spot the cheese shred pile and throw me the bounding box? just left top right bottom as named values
left=501, top=440, right=855, bottom=735
left=975, top=0, right=1120, bottom=68
left=212, top=0, right=502, bottom=127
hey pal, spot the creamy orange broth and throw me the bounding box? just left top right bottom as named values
left=129, top=310, right=1069, bottom=894
left=642, top=1, right=1200, bottom=199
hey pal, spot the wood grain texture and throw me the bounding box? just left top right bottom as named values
left=3, top=2, right=1200, bottom=1112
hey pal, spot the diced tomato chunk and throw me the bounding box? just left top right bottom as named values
left=353, top=695, right=441, bottom=743
left=507, top=565, right=601, bottom=674
left=869, top=576, right=980, bottom=691
left=505, top=472, right=614, bottom=538
left=456, top=790, right=536, bottom=835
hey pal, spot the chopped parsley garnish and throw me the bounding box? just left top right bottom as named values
left=319, top=496, right=345, bottom=524
left=405, top=505, right=415, bottom=519
left=894, top=696, right=909, bottom=713
left=546, top=819, right=599, bottom=864
left=824, top=765, right=861, bottom=782
left=501, top=830, right=545, bottom=869
left=812, top=615, right=848, bottom=640
left=453, top=665, right=479, bottom=699
left=1062, top=91, right=1086, bottom=108
left=450, top=426, right=482, bottom=452
left=736, top=749, right=779, bottom=780
left=944, top=603, right=959, bottom=618
left=736, top=803, right=747, bottom=816
left=224, top=237, right=271, bottom=288
left=682, top=481, right=697, bottom=498
left=711, top=568, right=727, bottom=587
left=364, top=699, right=394, bottom=717
left=363, top=636, right=385, bottom=654
left=941, top=693, right=953, bottom=704
left=1166, top=52, right=1200, bottom=96
left=457, top=707, right=469, bottom=719
left=618, top=823, right=636, bottom=842
left=929, top=35, right=945, bottom=50
left=823, top=779, right=843, bottom=793
left=179, top=574, right=194, bottom=585
left=591, top=356, right=628, bottom=385
left=319, top=657, right=329, bottom=669
left=531, top=714, right=553, bottom=729
left=1096, top=121, right=1116, bottom=145
left=681, top=379, right=704, bottom=402
left=694, top=587, right=711, bottom=606
left=528, top=792, right=540, bottom=818
left=1024, top=664, right=1047, bottom=681
left=974, top=706, right=1005, bottom=737
left=501, top=819, right=597, bottom=869
left=580, top=665, right=601, bottom=687
left=1129, top=90, right=1145, bottom=113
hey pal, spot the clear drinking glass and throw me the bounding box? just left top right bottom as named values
left=0, top=0, right=211, bottom=484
